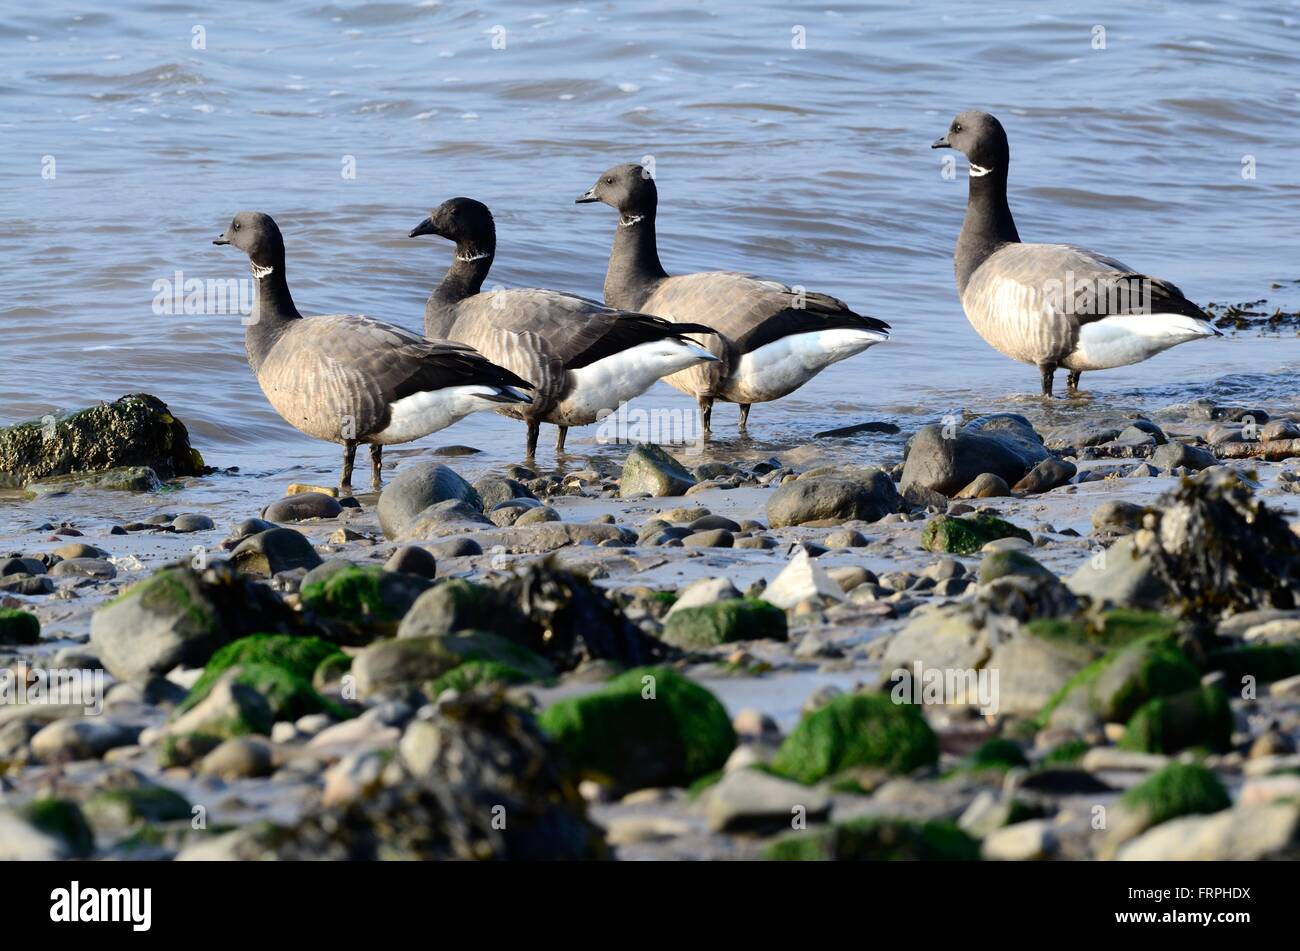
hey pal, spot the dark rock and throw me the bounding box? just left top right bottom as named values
left=50, top=557, right=116, bottom=580
left=0, top=394, right=205, bottom=489
left=921, top=514, right=1032, bottom=555
left=1013, top=458, right=1077, bottom=494
left=1091, top=500, right=1147, bottom=535
left=619, top=444, right=696, bottom=498
left=954, top=472, right=1010, bottom=499
left=1150, top=441, right=1217, bottom=471
left=472, top=477, right=536, bottom=511
left=428, top=538, right=482, bottom=559
left=767, top=470, right=901, bottom=527
left=901, top=414, right=1048, bottom=497
left=263, top=492, right=343, bottom=523
left=171, top=513, right=215, bottom=533
left=230, top=528, right=322, bottom=577
left=384, top=546, right=437, bottom=580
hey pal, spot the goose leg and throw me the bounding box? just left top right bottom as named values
left=1066, top=370, right=1082, bottom=395
left=555, top=425, right=568, bottom=454
left=369, top=444, right=383, bottom=492
left=340, top=439, right=357, bottom=495
left=738, top=403, right=751, bottom=431
left=698, top=396, right=714, bottom=436
left=1038, top=362, right=1056, bottom=398
left=526, top=420, right=540, bottom=459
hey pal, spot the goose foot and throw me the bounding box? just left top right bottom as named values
left=1038, top=363, right=1056, bottom=398
left=1066, top=370, right=1082, bottom=395
left=555, top=425, right=568, bottom=454
left=525, top=421, right=540, bottom=459
left=738, top=403, right=751, bottom=431
left=370, top=444, right=383, bottom=492
left=697, top=396, right=714, bottom=436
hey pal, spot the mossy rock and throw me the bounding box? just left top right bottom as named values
left=921, top=514, right=1031, bottom=555
left=766, top=817, right=979, bottom=861
left=396, top=577, right=494, bottom=639
left=83, top=784, right=192, bottom=830
left=967, top=737, right=1029, bottom=771
left=660, top=598, right=787, bottom=649
left=978, top=550, right=1054, bottom=584
left=1120, top=685, right=1233, bottom=754
left=1040, top=738, right=1090, bottom=765
left=299, top=564, right=432, bottom=626
left=1026, top=609, right=1177, bottom=650
left=1208, top=644, right=1300, bottom=684
left=428, top=659, right=533, bottom=695
left=0, top=393, right=205, bottom=489
left=770, top=693, right=938, bottom=784
left=24, top=799, right=94, bottom=858
left=0, top=608, right=40, bottom=645
left=1037, top=635, right=1200, bottom=728
left=1119, top=762, right=1230, bottom=828
left=155, top=732, right=222, bottom=768
left=353, top=629, right=555, bottom=697
left=538, top=666, right=735, bottom=790
left=177, top=634, right=348, bottom=720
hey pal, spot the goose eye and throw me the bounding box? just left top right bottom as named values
left=953, top=124, right=961, bottom=133
left=233, top=222, right=241, bottom=230
left=605, top=177, right=613, bottom=184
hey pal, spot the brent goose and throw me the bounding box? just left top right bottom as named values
left=214, top=211, right=532, bottom=492
left=576, top=165, right=890, bottom=433
left=409, top=197, right=719, bottom=457
left=933, top=110, right=1221, bottom=396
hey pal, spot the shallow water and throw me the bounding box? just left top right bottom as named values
left=2, top=1, right=1299, bottom=522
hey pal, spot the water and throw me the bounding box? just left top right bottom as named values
left=3, top=1, right=1300, bottom=509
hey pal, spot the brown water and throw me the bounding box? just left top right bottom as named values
left=3, top=1, right=1299, bottom=528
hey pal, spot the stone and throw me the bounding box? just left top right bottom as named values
left=351, top=631, right=554, bottom=697
left=472, top=477, right=536, bottom=510
left=978, top=550, right=1055, bottom=585
left=953, top=472, right=1010, bottom=499
left=1067, top=534, right=1168, bottom=609
left=263, top=492, right=342, bottom=522
left=30, top=718, right=141, bottom=763
left=167, top=672, right=274, bottom=739
left=982, top=820, right=1057, bottom=860
left=767, top=471, right=902, bottom=527
left=661, top=598, right=787, bottom=649
left=89, top=567, right=222, bottom=681
left=171, top=513, right=215, bottom=533
left=383, top=545, right=438, bottom=579
left=761, top=549, right=846, bottom=609
left=0, top=393, right=205, bottom=489
left=1012, top=458, right=1076, bottom=494
left=1150, top=441, right=1217, bottom=471
left=1118, top=802, right=1300, bottom=860
left=377, top=463, right=482, bottom=539
left=1091, top=500, right=1146, bottom=535
left=705, top=767, right=831, bottom=832
left=50, top=557, right=116, bottom=580
left=920, top=514, right=1031, bottom=555
left=230, top=527, right=322, bottom=576
left=0, top=608, right=40, bottom=645
left=665, top=577, right=741, bottom=616
left=771, top=693, right=938, bottom=784
left=682, top=528, right=733, bottom=547
left=901, top=414, right=1048, bottom=497
left=198, top=737, right=275, bottom=780
left=619, top=444, right=696, bottom=498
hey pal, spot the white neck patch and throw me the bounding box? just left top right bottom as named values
left=619, top=214, right=644, bottom=227
left=969, top=163, right=993, bottom=178
left=456, top=250, right=491, bottom=263
left=250, top=262, right=274, bottom=279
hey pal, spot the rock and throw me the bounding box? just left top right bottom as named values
left=352, top=630, right=553, bottom=697
left=878, top=604, right=995, bottom=694
left=30, top=718, right=141, bottom=762
left=198, top=737, right=275, bottom=780
left=983, top=820, right=1057, bottom=860
left=171, top=513, right=215, bottom=533
left=661, top=599, right=787, bottom=649
left=823, top=528, right=868, bottom=549
left=901, top=414, right=1048, bottom=497
left=0, top=805, right=88, bottom=860
left=1101, top=762, right=1231, bottom=856
left=230, top=527, right=322, bottom=576
left=954, top=472, right=1010, bottom=499
left=0, top=393, right=205, bottom=489
left=83, top=784, right=192, bottom=831
left=921, top=514, right=1031, bottom=555
left=470, top=522, right=636, bottom=553
left=767, top=471, right=902, bottom=527
left=983, top=624, right=1098, bottom=718
left=1012, top=458, right=1076, bottom=493
left=263, top=492, right=342, bottom=522
left=538, top=667, right=734, bottom=791
left=89, top=566, right=223, bottom=681
left=515, top=505, right=560, bottom=526
left=1150, top=441, right=1217, bottom=471
left=428, top=538, right=482, bottom=559
left=0, top=574, right=54, bottom=595
left=1091, top=500, right=1146, bottom=535
left=664, top=577, right=741, bottom=616
left=167, top=672, right=274, bottom=739
left=1120, top=686, right=1233, bottom=754
left=770, top=692, right=937, bottom=783
left=0, top=608, right=39, bottom=645
left=1043, top=632, right=1199, bottom=729
left=50, top=557, right=116, bottom=580
left=619, top=444, right=696, bottom=498
left=705, top=768, right=831, bottom=832
left=766, top=817, right=979, bottom=861
left=25, top=465, right=163, bottom=494
left=472, top=477, right=536, bottom=510
left=383, top=545, right=437, bottom=579
left=1119, top=802, right=1300, bottom=860
left=1067, top=534, right=1168, bottom=609
left=762, top=549, right=847, bottom=609
left=682, top=528, right=733, bottom=547
left=978, top=550, right=1054, bottom=585
left=377, top=463, right=481, bottom=539
left=299, top=563, right=433, bottom=628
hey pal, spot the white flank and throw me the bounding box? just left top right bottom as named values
left=555, top=340, right=718, bottom=424
left=1070, top=313, right=1218, bottom=371
left=728, top=328, right=886, bottom=402
left=372, top=385, right=512, bottom=444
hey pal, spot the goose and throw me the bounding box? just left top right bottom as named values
left=932, top=110, right=1221, bottom=397
left=576, top=165, right=891, bottom=433
left=214, top=211, right=532, bottom=493
left=408, top=197, right=720, bottom=457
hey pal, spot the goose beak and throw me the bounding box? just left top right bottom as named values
left=408, top=217, right=440, bottom=238
left=931, top=134, right=951, bottom=149
left=213, top=234, right=230, bottom=246
left=575, top=187, right=598, bottom=204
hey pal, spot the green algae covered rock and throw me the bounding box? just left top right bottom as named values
left=84, top=784, right=193, bottom=830
left=921, top=514, right=1031, bottom=555
left=177, top=634, right=349, bottom=722
left=0, top=393, right=205, bottom=489
left=771, top=693, right=938, bottom=784
left=353, top=629, right=554, bottom=698
left=299, top=563, right=432, bottom=627
left=0, top=608, right=40, bottom=645
left=538, top=666, right=734, bottom=790
left=1120, top=762, right=1230, bottom=828
left=1120, top=685, right=1233, bottom=754
left=24, top=799, right=94, bottom=858
left=1208, top=643, right=1300, bottom=684
left=660, top=598, right=787, bottom=649
left=767, top=817, right=979, bottom=862
left=1038, top=634, right=1200, bottom=729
